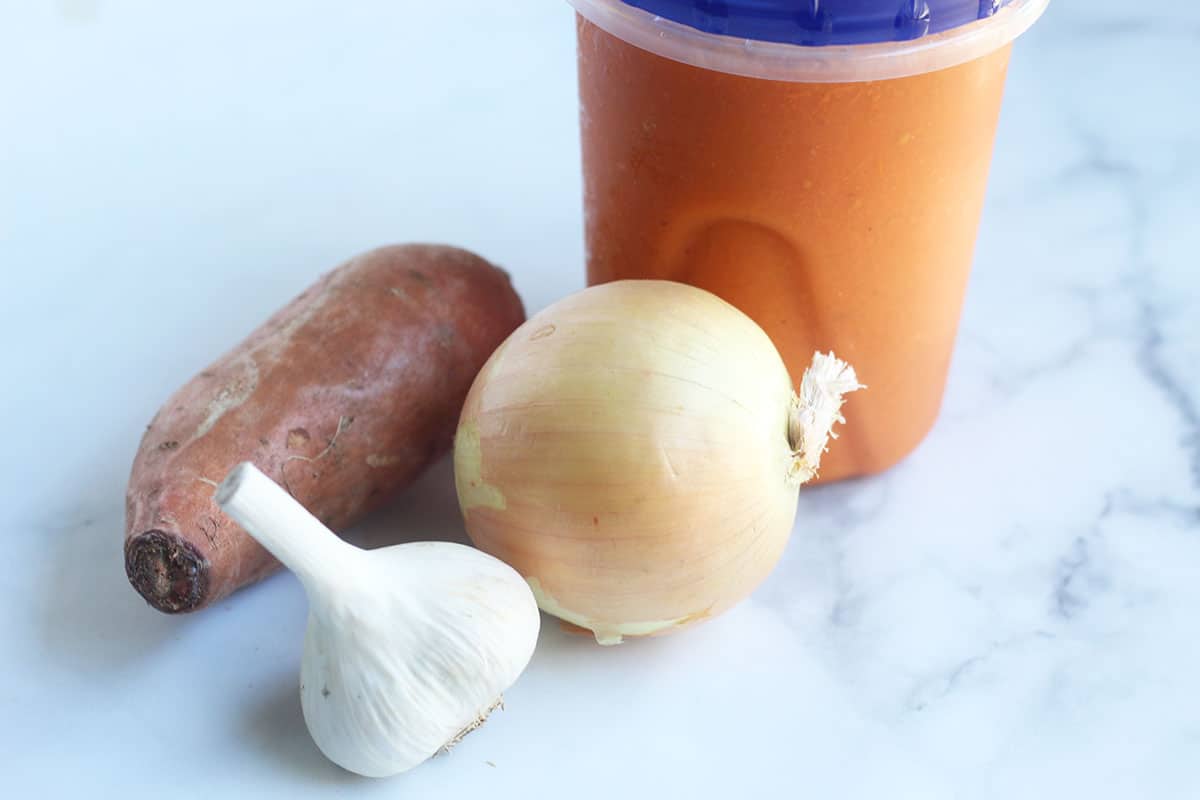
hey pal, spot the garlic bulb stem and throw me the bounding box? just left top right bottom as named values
left=787, top=351, right=865, bottom=485
left=215, top=463, right=357, bottom=592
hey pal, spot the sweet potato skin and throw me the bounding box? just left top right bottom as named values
left=125, top=244, right=525, bottom=613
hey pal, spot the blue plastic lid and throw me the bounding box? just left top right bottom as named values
left=620, top=0, right=1016, bottom=46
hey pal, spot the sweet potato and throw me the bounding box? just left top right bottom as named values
left=125, top=244, right=525, bottom=613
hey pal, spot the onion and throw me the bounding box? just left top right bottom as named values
left=454, top=280, right=861, bottom=644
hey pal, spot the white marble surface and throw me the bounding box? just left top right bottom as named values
left=3, top=1, right=1197, bottom=797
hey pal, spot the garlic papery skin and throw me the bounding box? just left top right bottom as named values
left=454, top=280, right=862, bottom=645
left=215, top=463, right=540, bottom=778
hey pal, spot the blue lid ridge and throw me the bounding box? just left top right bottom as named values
left=620, top=0, right=1018, bottom=46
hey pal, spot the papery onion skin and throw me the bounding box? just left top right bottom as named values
left=455, top=280, right=846, bottom=644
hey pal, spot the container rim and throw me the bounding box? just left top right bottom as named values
left=567, top=0, right=1050, bottom=82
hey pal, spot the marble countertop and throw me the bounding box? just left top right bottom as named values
left=3, top=1, right=1196, bottom=797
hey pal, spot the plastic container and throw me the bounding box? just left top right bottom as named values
left=570, top=0, right=1049, bottom=481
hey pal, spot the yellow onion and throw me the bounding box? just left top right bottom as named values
left=454, top=280, right=861, bottom=644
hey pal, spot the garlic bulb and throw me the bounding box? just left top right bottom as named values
left=454, top=280, right=861, bottom=645
left=215, top=463, right=540, bottom=777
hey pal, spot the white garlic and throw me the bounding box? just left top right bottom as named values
left=215, top=463, right=540, bottom=777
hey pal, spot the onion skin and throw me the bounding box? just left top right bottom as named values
left=455, top=280, right=857, bottom=644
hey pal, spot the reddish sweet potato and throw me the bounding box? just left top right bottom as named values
left=125, top=244, right=525, bottom=613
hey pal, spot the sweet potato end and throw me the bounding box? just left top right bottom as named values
left=125, top=530, right=211, bottom=613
